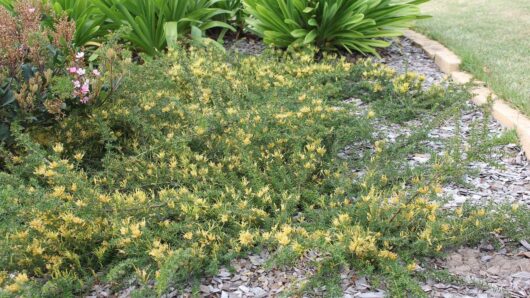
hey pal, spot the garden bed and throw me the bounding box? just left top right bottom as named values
left=1, top=1, right=529, bottom=297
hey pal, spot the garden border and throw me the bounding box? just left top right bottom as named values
left=404, top=30, right=530, bottom=159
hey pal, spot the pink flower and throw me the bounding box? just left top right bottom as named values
left=92, top=69, right=101, bottom=77
left=81, top=81, right=90, bottom=94
left=69, top=67, right=78, bottom=74
left=76, top=68, right=86, bottom=76
left=28, top=8, right=35, bottom=13
left=80, top=97, right=89, bottom=104
left=73, top=80, right=81, bottom=88
left=76, top=52, right=85, bottom=60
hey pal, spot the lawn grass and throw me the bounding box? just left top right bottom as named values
left=415, top=0, right=530, bottom=116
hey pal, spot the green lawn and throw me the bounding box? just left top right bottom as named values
left=415, top=0, right=530, bottom=115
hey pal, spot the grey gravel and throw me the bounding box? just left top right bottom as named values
left=378, top=38, right=530, bottom=208
left=377, top=37, right=446, bottom=87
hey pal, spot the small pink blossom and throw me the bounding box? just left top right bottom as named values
left=92, top=69, right=101, bottom=77
left=81, top=81, right=90, bottom=94
left=76, top=68, right=86, bottom=76
left=69, top=67, right=78, bottom=74
left=80, top=96, right=90, bottom=104
left=28, top=8, right=36, bottom=13
left=73, top=80, right=81, bottom=88
left=75, top=52, right=85, bottom=60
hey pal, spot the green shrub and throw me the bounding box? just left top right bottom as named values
left=0, top=0, right=125, bottom=149
left=244, top=0, right=429, bottom=54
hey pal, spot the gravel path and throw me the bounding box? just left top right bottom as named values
left=376, top=38, right=530, bottom=298
left=378, top=38, right=530, bottom=208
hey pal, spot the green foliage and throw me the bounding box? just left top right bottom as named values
left=0, top=2, right=124, bottom=148
left=0, top=43, right=527, bottom=296
left=244, top=0, right=429, bottom=54
left=0, top=0, right=12, bottom=11
left=49, top=0, right=107, bottom=46
left=93, top=0, right=235, bottom=55
left=214, top=0, right=245, bottom=28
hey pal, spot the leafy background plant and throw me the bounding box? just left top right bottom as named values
left=244, top=0, right=429, bottom=54
left=93, top=0, right=235, bottom=56
left=49, top=0, right=107, bottom=47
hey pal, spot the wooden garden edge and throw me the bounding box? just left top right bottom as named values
left=404, top=30, right=530, bottom=159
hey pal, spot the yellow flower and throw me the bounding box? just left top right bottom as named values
left=291, top=241, right=304, bottom=254
left=239, top=231, right=254, bottom=246
left=372, top=83, right=383, bottom=93
left=28, top=240, right=44, bottom=256
left=226, top=107, right=237, bottom=115
left=332, top=213, right=351, bottom=226
left=427, top=213, right=436, bottom=222
left=275, top=231, right=290, bottom=246
left=73, top=152, right=85, bottom=161
left=243, top=137, right=251, bottom=145
left=130, top=223, right=143, bottom=238
left=5, top=283, right=21, bottom=293
left=298, top=94, right=307, bottom=102
left=418, top=186, right=430, bottom=194
left=98, top=194, right=111, bottom=203
left=29, top=219, right=45, bottom=232
left=183, top=232, right=193, bottom=240
left=299, top=106, right=311, bottom=114
left=220, top=214, right=229, bottom=223
left=195, top=126, right=206, bottom=135
left=53, top=143, right=64, bottom=154
left=406, top=262, right=418, bottom=271
left=14, top=273, right=29, bottom=284
left=420, top=227, right=432, bottom=245
left=378, top=250, right=398, bottom=260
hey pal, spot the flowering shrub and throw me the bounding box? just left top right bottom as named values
left=0, top=0, right=125, bottom=147
left=0, top=43, right=527, bottom=297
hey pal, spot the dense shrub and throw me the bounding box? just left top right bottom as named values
left=0, top=0, right=125, bottom=148
left=244, top=0, right=429, bottom=54
left=1, top=42, right=526, bottom=296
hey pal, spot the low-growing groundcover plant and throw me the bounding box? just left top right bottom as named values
left=244, top=0, right=429, bottom=54
left=0, top=43, right=528, bottom=297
